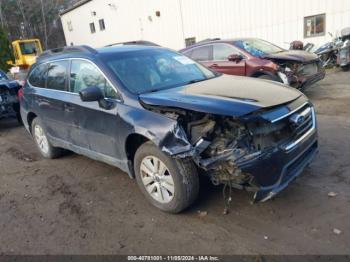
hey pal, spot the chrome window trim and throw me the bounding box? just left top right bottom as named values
left=27, top=57, right=122, bottom=102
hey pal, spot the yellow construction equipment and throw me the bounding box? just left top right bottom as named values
left=7, top=39, right=43, bottom=69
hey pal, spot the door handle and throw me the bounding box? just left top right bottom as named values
left=209, top=64, right=219, bottom=68
left=64, top=103, right=74, bottom=112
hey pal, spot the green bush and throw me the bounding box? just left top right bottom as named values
left=0, top=28, right=12, bottom=72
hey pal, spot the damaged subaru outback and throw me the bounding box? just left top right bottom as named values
left=20, top=45, right=318, bottom=213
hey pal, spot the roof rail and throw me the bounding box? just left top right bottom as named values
left=37, top=45, right=97, bottom=61
left=197, top=38, right=221, bottom=44
left=105, top=40, right=160, bottom=47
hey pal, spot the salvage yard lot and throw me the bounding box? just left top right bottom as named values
left=0, top=69, right=349, bottom=255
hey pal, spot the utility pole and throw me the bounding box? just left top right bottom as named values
left=40, top=0, right=48, bottom=49
left=0, top=0, right=5, bottom=29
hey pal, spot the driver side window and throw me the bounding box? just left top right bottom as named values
left=70, top=60, right=118, bottom=99
left=213, top=44, right=240, bottom=61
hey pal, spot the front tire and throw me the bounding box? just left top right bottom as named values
left=31, top=118, right=63, bottom=159
left=134, top=141, right=199, bottom=213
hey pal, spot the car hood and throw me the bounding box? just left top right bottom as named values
left=139, top=75, right=302, bottom=117
left=262, top=50, right=319, bottom=63
left=0, top=79, right=20, bottom=89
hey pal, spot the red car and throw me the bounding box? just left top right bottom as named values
left=180, top=38, right=325, bottom=90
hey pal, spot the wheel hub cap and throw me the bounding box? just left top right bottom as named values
left=34, top=125, right=49, bottom=154
left=140, top=156, right=175, bottom=204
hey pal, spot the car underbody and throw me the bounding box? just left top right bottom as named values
left=144, top=96, right=318, bottom=204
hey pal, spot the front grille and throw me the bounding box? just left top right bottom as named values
left=283, top=104, right=316, bottom=151
left=249, top=103, right=316, bottom=152
left=290, top=105, right=313, bottom=138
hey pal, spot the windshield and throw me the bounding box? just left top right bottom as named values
left=19, top=42, right=40, bottom=55
left=233, top=39, right=284, bottom=57
left=104, top=49, right=217, bottom=94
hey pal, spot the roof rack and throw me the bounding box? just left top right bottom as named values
left=196, top=38, right=221, bottom=44
left=105, top=40, right=160, bottom=47
left=37, top=45, right=97, bottom=61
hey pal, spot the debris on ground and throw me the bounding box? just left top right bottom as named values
left=333, top=228, right=342, bottom=235
left=328, top=192, right=338, bottom=197
left=264, top=236, right=269, bottom=240
left=197, top=210, right=208, bottom=218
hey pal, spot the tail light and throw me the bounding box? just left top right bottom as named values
left=18, top=88, right=24, bottom=100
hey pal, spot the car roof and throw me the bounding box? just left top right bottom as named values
left=36, top=45, right=164, bottom=64
left=181, top=37, right=257, bottom=50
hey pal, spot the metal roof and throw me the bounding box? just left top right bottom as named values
left=60, top=0, right=92, bottom=16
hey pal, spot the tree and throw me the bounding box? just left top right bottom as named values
left=0, top=0, right=79, bottom=50
left=0, top=27, right=12, bottom=71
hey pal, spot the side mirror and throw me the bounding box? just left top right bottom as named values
left=79, top=86, right=104, bottom=102
left=228, top=54, right=243, bottom=62
left=79, top=86, right=116, bottom=110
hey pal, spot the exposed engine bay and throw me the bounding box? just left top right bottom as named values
left=143, top=98, right=316, bottom=212
left=146, top=103, right=304, bottom=188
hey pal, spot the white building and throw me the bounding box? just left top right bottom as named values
left=60, top=0, right=350, bottom=50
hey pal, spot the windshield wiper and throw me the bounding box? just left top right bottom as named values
left=186, top=78, right=207, bottom=85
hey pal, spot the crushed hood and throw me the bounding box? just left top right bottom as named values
left=139, top=75, right=302, bottom=117
left=262, top=50, right=319, bottom=63
left=0, top=79, right=20, bottom=89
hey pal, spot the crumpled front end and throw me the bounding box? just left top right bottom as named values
left=274, top=60, right=325, bottom=90
left=0, top=84, right=19, bottom=119
left=151, top=95, right=318, bottom=202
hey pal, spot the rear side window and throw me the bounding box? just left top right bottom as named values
left=70, top=60, right=118, bottom=99
left=190, top=45, right=212, bottom=61
left=28, top=63, right=48, bottom=88
left=47, top=61, right=69, bottom=91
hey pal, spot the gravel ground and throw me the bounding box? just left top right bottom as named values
left=0, top=69, right=349, bottom=255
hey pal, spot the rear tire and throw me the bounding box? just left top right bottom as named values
left=31, top=118, right=63, bottom=159
left=134, top=141, right=199, bottom=213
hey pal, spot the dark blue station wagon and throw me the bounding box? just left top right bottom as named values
left=20, top=45, right=318, bottom=213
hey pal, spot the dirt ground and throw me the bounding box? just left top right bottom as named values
left=0, top=69, right=349, bottom=255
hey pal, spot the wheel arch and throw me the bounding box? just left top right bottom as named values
left=125, top=133, right=150, bottom=176
left=27, top=112, right=37, bottom=133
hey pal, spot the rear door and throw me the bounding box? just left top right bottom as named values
left=211, top=43, right=246, bottom=76
left=66, top=59, right=122, bottom=159
left=28, top=60, right=72, bottom=141
left=184, top=45, right=213, bottom=68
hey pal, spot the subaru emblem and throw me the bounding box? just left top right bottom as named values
left=290, top=113, right=305, bottom=125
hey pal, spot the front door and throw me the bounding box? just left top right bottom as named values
left=209, top=43, right=246, bottom=76
left=66, top=59, right=123, bottom=159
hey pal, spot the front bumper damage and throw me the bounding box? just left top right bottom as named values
left=276, top=60, right=325, bottom=90
left=156, top=97, right=318, bottom=203
left=0, top=86, right=19, bottom=119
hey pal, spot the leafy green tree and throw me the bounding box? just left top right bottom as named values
left=0, top=27, right=12, bottom=72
